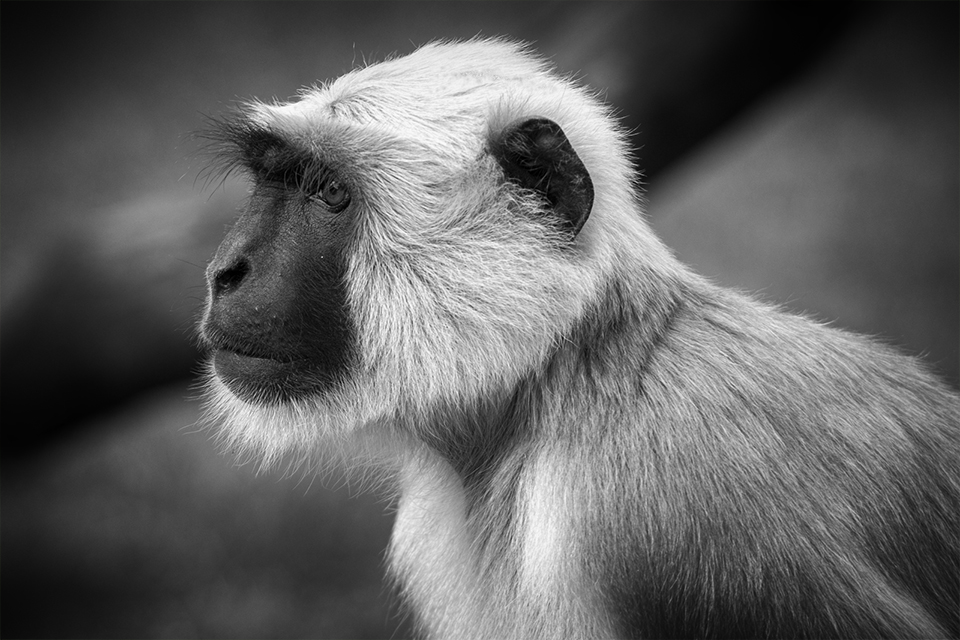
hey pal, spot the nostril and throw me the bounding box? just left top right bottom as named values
left=214, top=258, right=250, bottom=298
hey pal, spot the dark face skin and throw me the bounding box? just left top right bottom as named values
left=201, top=178, right=356, bottom=405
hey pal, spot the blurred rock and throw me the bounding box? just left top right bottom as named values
left=1, top=382, right=404, bottom=639
left=649, top=3, right=959, bottom=387
left=2, top=187, right=243, bottom=454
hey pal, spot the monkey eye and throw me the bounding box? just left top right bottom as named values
left=318, top=178, right=350, bottom=210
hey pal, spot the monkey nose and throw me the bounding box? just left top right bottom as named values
left=211, top=257, right=251, bottom=300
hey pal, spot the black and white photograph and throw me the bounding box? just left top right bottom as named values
left=2, top=3, right=958, bottom=639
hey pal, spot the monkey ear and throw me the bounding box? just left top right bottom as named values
left=491, top=117, right=594, bottom=236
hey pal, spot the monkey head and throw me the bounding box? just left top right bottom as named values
left=199, top=40, right=658, bottom=462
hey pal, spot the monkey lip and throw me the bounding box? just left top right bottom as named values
left=205, top=331, right=297, bottom=364
left=213, top=347, right=296, bottom=370
left=211, top=348, right=337, bottom=404
left=212, top=348, right=301, bottom=400
left=212, top=347, right=301, bottom=383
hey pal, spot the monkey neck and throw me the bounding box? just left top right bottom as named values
left=391, top=266, right=689, bottom=634
left=417, top=266, right=687, bottom=504
left=414, top=381, right=533, bottom=506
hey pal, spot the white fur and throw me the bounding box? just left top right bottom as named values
left=389, top=452, right=493, bottom=638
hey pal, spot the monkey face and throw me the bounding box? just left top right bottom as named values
left=201, top=144, right=358, bottom=405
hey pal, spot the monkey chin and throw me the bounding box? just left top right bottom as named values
left=211, top=348, right=338, bottom=406
left=201, top=357, right=403, bottom=479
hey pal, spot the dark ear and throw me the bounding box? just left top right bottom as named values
left=491, top=117, right=594, bottom=237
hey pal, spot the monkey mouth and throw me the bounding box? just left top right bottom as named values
left=201, top=324, right=296, bottom=364
left=215, top=347, right=277, bottom=363
left=210, top=344, right=342, bottom=405
left=212, top=347, right=298, bottom=379
left=211, top=348, right=308, bottom=404
left=214, top=345, right=293, bottom=364
left=201, top=323, right=351, bottom=404
left=204, top=326, right=300, bottom=391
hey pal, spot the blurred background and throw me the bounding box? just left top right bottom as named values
left=2, top=2, right=957, bottom=638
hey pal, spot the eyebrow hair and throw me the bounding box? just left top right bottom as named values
left=199, top=114, right=334, bottom=195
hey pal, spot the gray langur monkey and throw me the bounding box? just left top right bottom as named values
left=198, top=40, right=960, bottom=639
